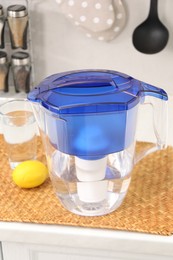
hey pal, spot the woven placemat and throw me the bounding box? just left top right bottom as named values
left=0, top=134, right=173, bottom=236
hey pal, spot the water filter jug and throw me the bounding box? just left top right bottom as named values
left=28, top=70, right=168, bottom=216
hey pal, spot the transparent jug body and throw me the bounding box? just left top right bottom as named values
left=28, top=70, right=168, bottom=216
left=40, top=105, right=138, bottom=216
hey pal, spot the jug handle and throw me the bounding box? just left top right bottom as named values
left=134, top=83, right=168, bottom=164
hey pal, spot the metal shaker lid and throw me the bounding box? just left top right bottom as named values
left=11, top=52, right=30, bottom=66
left=0, top=5, right=3, bottom=16
left=0, top=51, right=7, bottom=64
left=7, top=5, right=27, bottom=18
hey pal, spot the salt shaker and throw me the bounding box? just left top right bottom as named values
left=11, top=51, right=31, bottom=93
left=7, top=5, right=28, bottom=49
left=0, top=51, right=9, bottom=92
left=0, top=5, right=5, bottom=49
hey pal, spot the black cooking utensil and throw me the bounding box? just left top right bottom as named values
left=132, top=0, right=169, bottom=54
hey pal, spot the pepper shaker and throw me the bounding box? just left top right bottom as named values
left=0, top=5, right=5, bottom=49
left=11, top=52, right=31, bottom=93
left=7, top=5, right=28, bottom=49
left=0, top=51, right=9, bottom=92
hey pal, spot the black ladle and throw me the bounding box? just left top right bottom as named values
left=132, top=0, right=169, bottom=54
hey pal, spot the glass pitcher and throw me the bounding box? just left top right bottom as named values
left=28, top=70, right=168, bottom=216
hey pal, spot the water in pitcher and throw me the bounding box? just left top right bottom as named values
left=3, top=110, right=37, bottom=168
left=49, top=150, right=132, bottom=216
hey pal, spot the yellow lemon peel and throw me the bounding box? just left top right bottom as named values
left=12, top=160, right=48, bottom=188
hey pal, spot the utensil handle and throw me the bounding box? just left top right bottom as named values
left=149, top=0, right=158, bottom=18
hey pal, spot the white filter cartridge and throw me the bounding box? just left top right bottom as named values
left=75, top=157, right=108, bottom=203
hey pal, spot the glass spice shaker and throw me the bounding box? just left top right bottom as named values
left=0, top=5, right=5, bottom=49
left=7, top=5, right=28, bottom=49
left=11, top=51, right=31, bottom=93
left=0, top=51, right=9, bottom=92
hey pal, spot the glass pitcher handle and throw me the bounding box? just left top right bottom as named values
left=134, top=84, right=168, bottom=164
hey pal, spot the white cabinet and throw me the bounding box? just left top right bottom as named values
left=0, top=243, right=3, bottom=260
left=1, top=223, right=173, bottom=260
left=2, top=241, right=173, bottom=260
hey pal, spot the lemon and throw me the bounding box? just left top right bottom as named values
left=12, top=160, right=48, bottom=188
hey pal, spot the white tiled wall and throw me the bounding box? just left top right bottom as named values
left=29, top=0, right=173, bottom=95
left=1, top=0, right=173, bottom=145
left=28, top=0, right=173, bottom=145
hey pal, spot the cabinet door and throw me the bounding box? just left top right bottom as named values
left=2, top=241, right=173, bottom=260
left=0, top=243, right=3, bottom=260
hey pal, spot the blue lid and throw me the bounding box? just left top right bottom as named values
left=28, top=70, right=168, bottom=114
left=28, top=70, right=168, bottom=158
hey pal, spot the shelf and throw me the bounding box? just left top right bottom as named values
left=0, top=0, right=34, bottom=99
left=0, top=89, right=26, bottom=104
